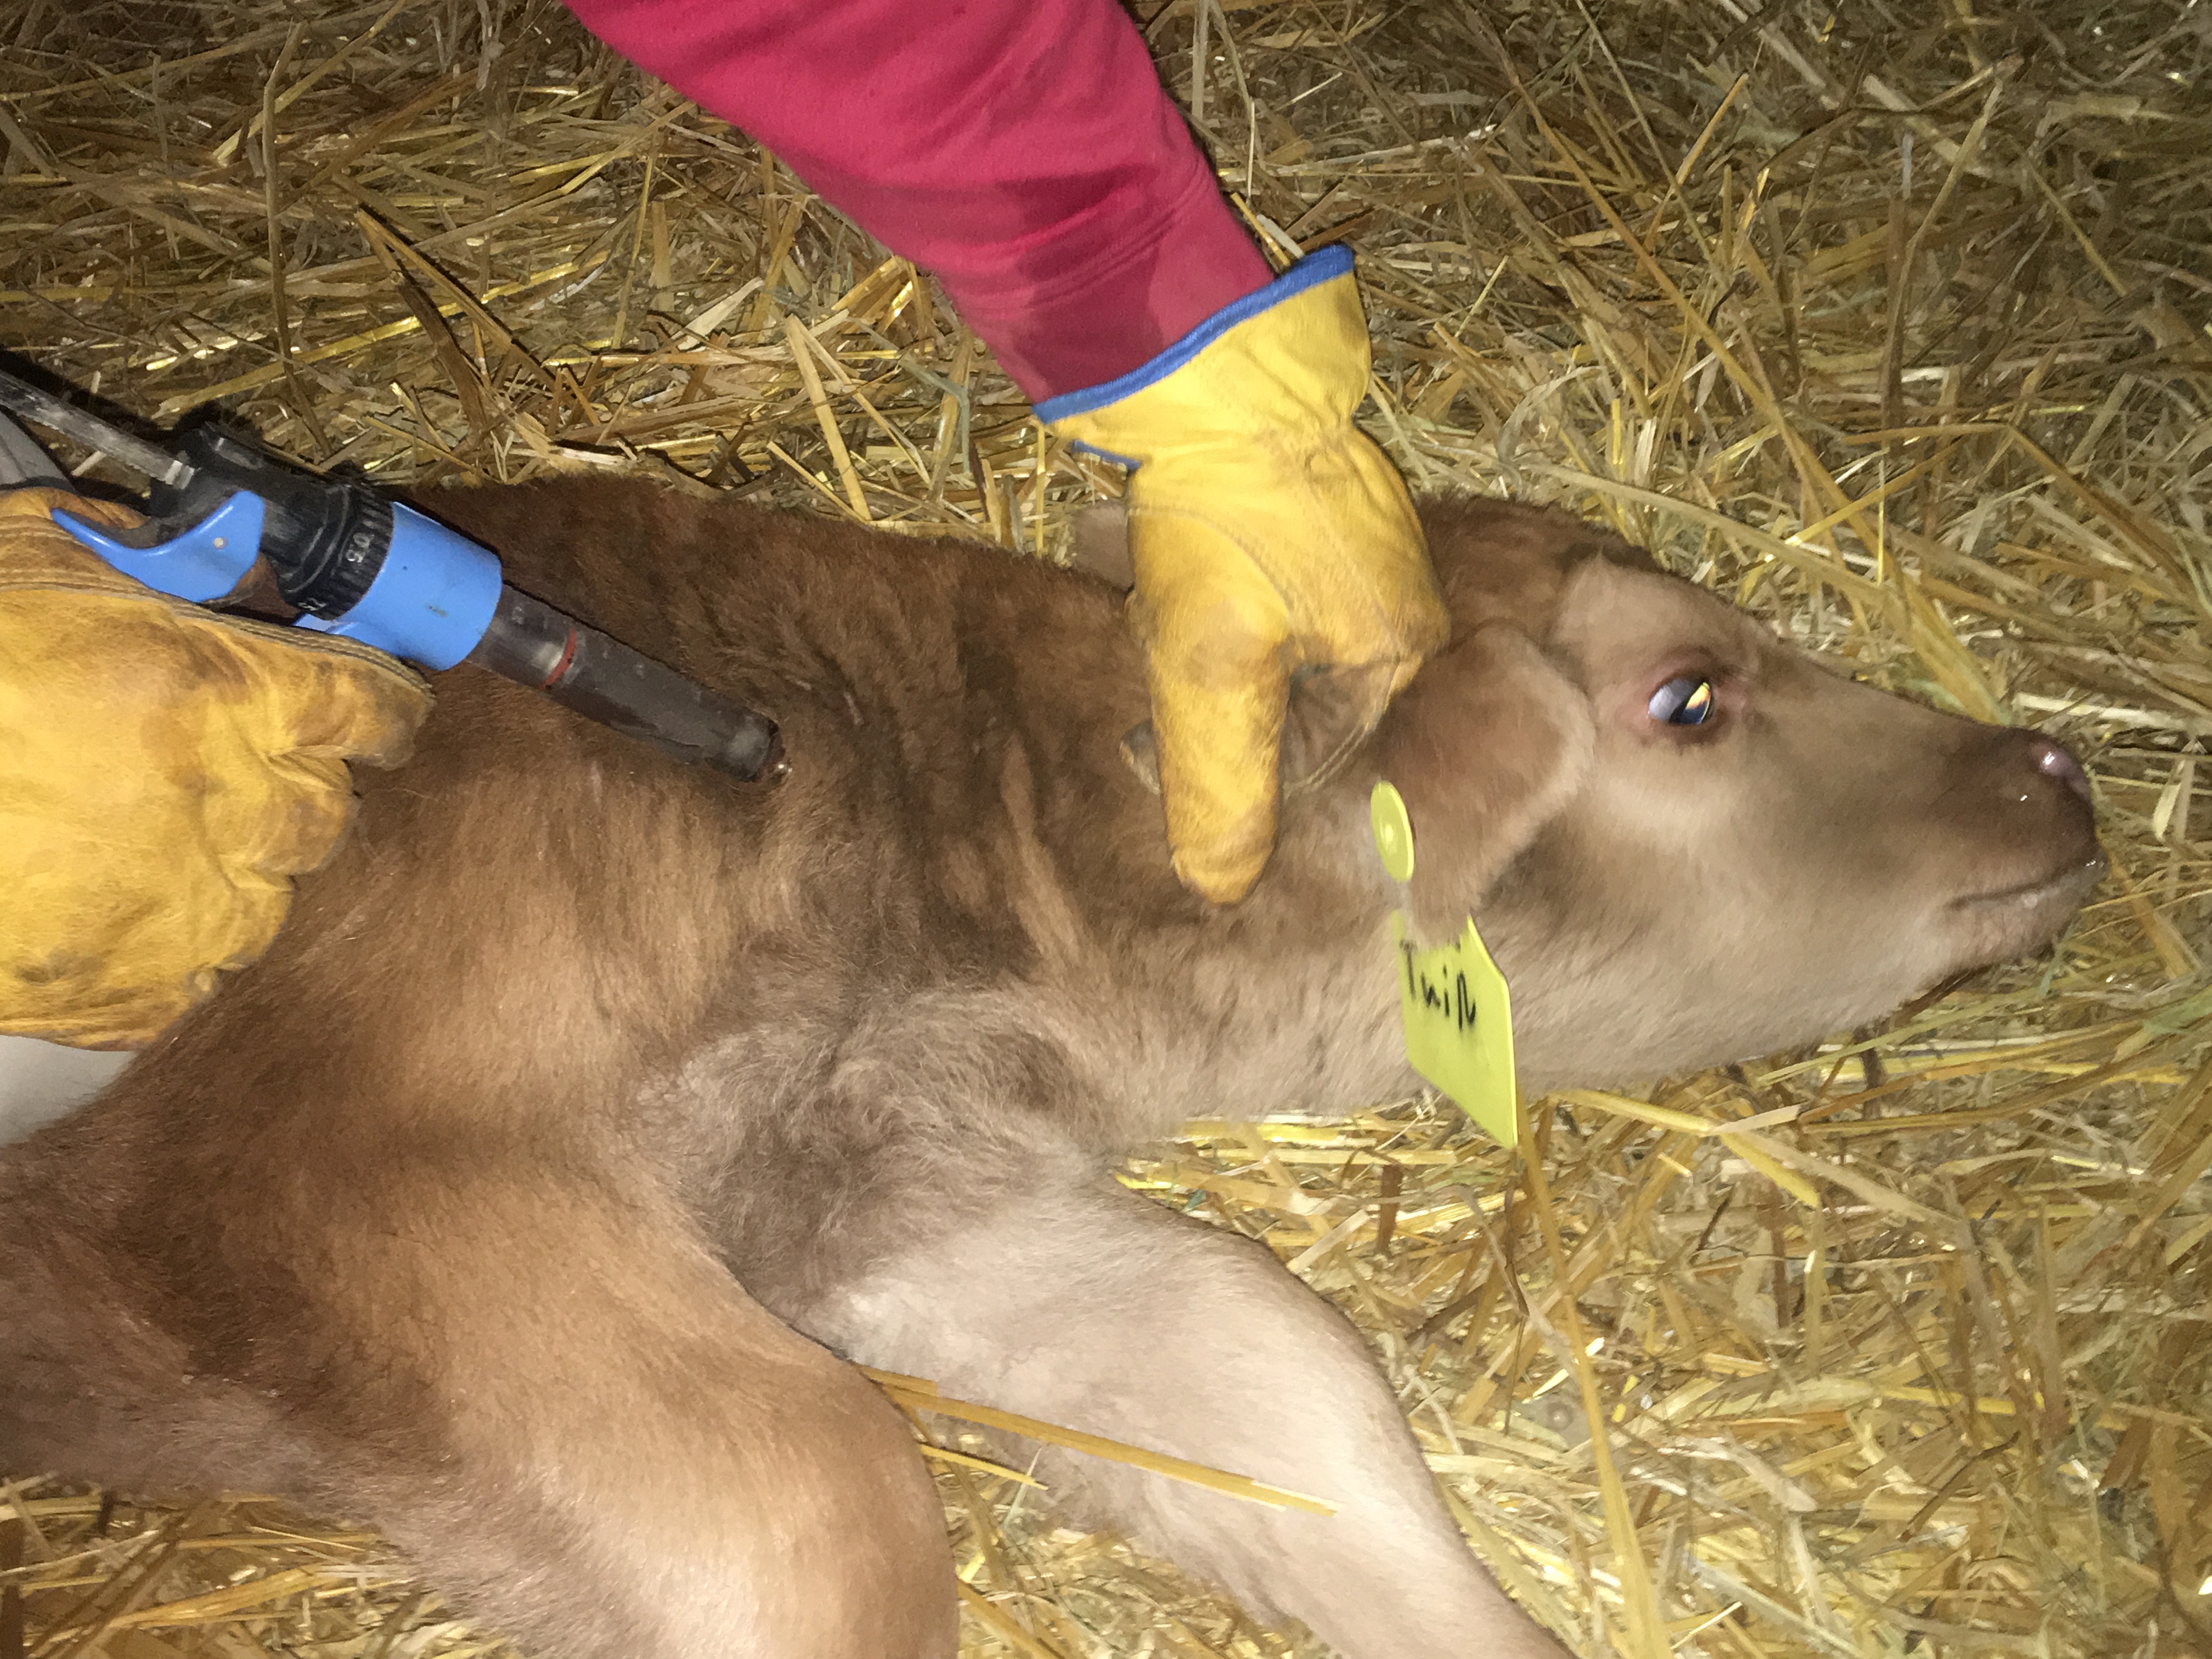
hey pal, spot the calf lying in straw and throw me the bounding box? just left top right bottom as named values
left=0, top=483, right=2100, bottom=1658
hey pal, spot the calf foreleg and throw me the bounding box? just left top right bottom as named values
left=795, top=1180, right=1568, bottom=1659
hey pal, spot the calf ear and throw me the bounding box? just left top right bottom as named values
left=1369, top=623, right=1594, bottom=936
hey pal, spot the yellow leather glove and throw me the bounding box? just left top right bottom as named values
left=0, top=488, right=433, bottom=1048
left=1040, top=246, right=1448, bottom=903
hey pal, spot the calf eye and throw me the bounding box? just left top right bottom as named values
left=1649, top=675, right=1715, bottom=726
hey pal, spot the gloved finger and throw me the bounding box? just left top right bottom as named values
left=1, top=587, right=431, bottom=1048
left=1131, top=552, right=1295, bottom=905
left=196, top=627, right=421, bottom=883
left=0, top=488, right=432, bottom=1048
left=208, top=610, right=439, bottom=770
left=3, top=487, right=431, bottom=767
left=0, top=486, right=146, bottom=580
left=1270, top=428, right=1448, bottom=672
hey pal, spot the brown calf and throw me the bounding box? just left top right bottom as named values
left=0, top=484, right=2100, bottom=1658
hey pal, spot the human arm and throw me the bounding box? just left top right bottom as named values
left=560, top=0, right=1450, bottom=900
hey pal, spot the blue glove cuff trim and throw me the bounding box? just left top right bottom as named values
left=1063, top=438, right=1144, bottom=470
left=1034, top=244, right=1355, bottom=425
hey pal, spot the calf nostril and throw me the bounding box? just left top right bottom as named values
left=2030, top=737, right=2092, bottom=800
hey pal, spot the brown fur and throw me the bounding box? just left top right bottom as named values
left=0, top=484, right=2100, bottom=1659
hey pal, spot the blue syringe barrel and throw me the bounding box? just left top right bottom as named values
left=292, top=501, right=503, bottom=670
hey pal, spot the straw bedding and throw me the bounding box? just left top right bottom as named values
left=3, top=1, right=2209, bottom=1654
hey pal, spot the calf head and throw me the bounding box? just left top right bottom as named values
left=1353, top=502, right=2103, bottom=1091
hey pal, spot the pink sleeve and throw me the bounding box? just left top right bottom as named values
left=560, top=0, right=1274, bottom=399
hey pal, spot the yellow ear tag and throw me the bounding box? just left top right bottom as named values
left=1370, top=781, right=1519, bottom=1148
